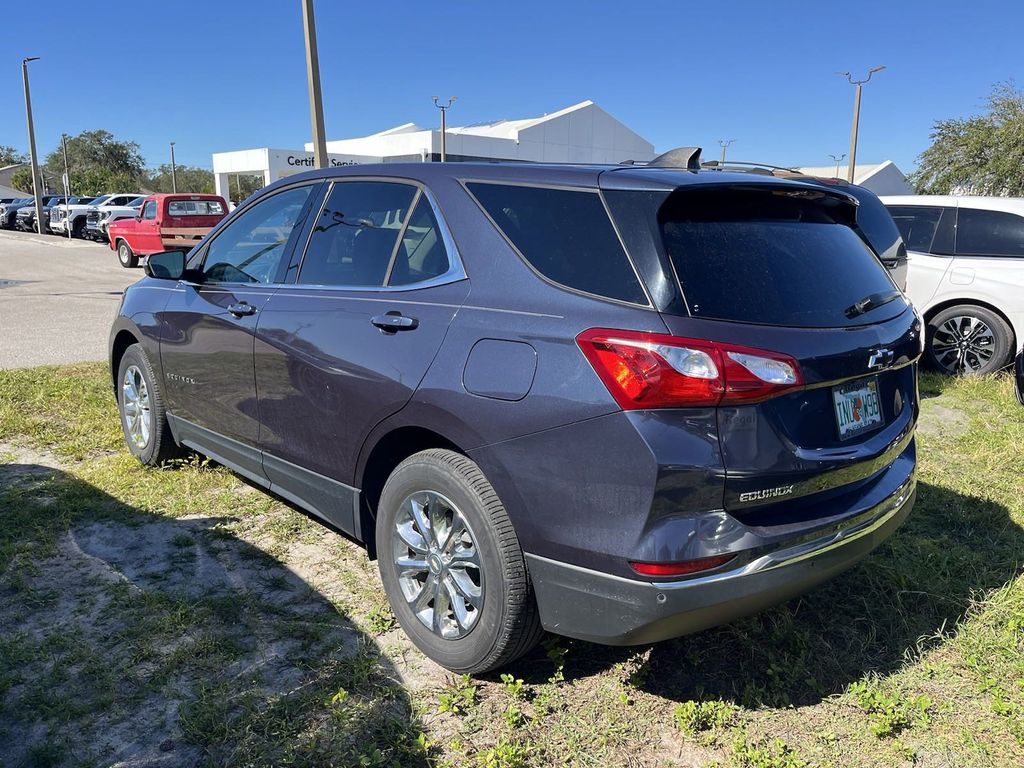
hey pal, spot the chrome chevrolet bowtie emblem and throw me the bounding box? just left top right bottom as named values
left=868, top=348, right=894, bottom=370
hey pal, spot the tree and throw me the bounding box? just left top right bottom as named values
left=43, top=130, right=146, bottom=195
left=10, top=168, right=34, bottom=193
left=910, top=82, right=1024, bottom=195
left=0, top=145, right=27, bottom=167
left=145, top=164, right=215, bottom=194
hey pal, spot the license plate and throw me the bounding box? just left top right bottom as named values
left=832, top=377, right=883, bottom=439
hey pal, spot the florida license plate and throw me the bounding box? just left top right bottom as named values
left=832, top=377, right=883, bottom=440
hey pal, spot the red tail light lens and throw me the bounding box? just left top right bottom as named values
left=576, top=328, right=803, bottom=409
left=629, top=554, right=735, bottom=577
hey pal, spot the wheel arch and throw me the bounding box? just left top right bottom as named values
left=110, top=328, right=141, bottom=391
left=357, top=425, right=463, bottom=559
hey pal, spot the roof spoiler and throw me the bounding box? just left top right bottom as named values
left=646, top=147, right=703, bottom=170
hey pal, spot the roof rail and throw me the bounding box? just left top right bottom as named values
left=647, top=147, right=703, bottom=170
left=701, top=160, right=800, bottom=173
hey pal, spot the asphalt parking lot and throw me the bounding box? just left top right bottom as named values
left=0, top=231, right=137, bottom=369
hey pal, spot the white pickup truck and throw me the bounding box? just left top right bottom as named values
left=83, top=194, right=145, bottom=241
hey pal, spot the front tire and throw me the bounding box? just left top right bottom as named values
left=117, top=344, right=182, bottom=466
left=376, top=449, right=543, bottom=674
left=117, top=240, right=138, bottom=268
left=925, top=304, right=1013, bottom=375
left=71, top=218, right=86, bottom=239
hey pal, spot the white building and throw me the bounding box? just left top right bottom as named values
left=796, top=160, right=913, bottom=196
left=211, top=100, right=654, bottom=202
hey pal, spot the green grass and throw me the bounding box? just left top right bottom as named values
left=1, top=362, right=1023, bottom=767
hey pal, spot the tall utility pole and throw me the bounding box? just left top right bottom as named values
left=836, top=66, right=885, bottom=182
left=169, top=142, right=177, bottom=192
left=22, top=56, right=43, bottom=234
left=301, top=0, right=328, bottom=169
left=718, top=138, right=736, bottom=167
left=61, top=134, right=72, bottom=240
left=829, top=152, right=846, bottom=178
left=433, top=97, right=457, bottom=162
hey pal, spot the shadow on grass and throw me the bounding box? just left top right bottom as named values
left=516, top=480, right=1023, bottom=708
left=0, top=463, right=429, bottom=768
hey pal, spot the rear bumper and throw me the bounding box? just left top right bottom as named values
left=526, top=473, right=915, bottom=645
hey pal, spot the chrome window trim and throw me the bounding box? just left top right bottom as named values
left=291, top=178, right=467, bottom=292
left=458, top=177, right=655, bottom=310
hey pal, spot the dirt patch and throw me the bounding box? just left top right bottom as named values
left=915, top=396, right=971, bottom=439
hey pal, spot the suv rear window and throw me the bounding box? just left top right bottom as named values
left=168, top=199, right=225, bottom=216
left=660, top=187, right=905, bottom=327
left=467, top=182, right=647, bottom=304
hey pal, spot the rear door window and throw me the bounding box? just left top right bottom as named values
left=886, top=206, right=943, bottom=253
left=297, top=181, right=417, bottom=287
left=466, top=182, right=648, bottom=304
left=955, top=208, right=1024, bottom=257
left=660, top=188, right=905, bottom=327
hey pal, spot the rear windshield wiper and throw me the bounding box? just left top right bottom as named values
left=844, top=290, right=903, bottom=319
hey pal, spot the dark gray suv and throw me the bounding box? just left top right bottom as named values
left=110, top=161, right=921, bottom=673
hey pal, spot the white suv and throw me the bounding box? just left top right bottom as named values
left=882, top=195, right=1024, bottom=375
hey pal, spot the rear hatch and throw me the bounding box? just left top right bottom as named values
left=608, top=179, right=921, bottom=527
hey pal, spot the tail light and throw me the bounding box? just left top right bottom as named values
left=576, top=328, right=803, bottom=409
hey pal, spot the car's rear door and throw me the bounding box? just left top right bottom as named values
left=885, top=203, right=955, bottom=310
left=641, top=184, right=921, bottom=527
left=157, top=183, right=319, bottom=480
left=254, top=179, right=469, bottom=537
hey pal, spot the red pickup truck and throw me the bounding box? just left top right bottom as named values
left=109, top=193, right=228, bottom=268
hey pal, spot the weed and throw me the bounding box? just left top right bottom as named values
left=848, top=680, right=932, bottom=738
left=477, top=738, right=531, bottom=768
left=674, top=699, right=737, bottom=739
left=731, top=736, right=806, bottom=768
left=438, top=674, right=478, bottom=716
left=366, top=603, right=397, bottom=635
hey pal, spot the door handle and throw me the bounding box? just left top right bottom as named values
left=228, top=302, right=257, bottom=317
left=371, top=312, right=418, bottom=332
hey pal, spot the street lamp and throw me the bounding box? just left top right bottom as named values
left=829, top=152, right=846, bottom=178
left=433, top=96, right=457, bottom=162
left=718, top=138, right=736, bottom=167
left=301, top=0, right=328, bottom=169
left=169, top=142, right=177, bottom=192
left=836, top=66, right=885, bottom=183
left=21, top=56, right=44, bottom=234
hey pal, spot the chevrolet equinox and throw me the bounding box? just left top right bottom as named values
left=110, top=159, right=921, bottom=673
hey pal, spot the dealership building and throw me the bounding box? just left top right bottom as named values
left=210, top=100, right=655, bottom=201
left=210, top=99, right=911, bottom=201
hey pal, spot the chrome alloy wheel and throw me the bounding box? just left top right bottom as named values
left=392, top=490, right=483, bottom=640
left=931, top=315, right=995, bottom=374
left=121, top=365, right=152, bottom=448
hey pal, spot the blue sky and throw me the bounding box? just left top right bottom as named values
left=1, top=0, right=1020, bottom=173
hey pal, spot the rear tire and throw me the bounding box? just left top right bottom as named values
left=116, top=344, right=182, bottom=466
left=925, top=304, right=1013, bottom=375
left=376, top=449, right=543, bottom=674
left=117, top=240, right=139, bottom=269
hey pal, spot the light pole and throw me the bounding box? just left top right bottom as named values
left=829, top=152, right=846, bottom=178
left=718, top=138, right=736, bottom=167
left=433, top=96, right=457, bottom=162
left=61, top=133, right=72, bottom=240
left=301, top=0, right=328, bottom=169
left=169, top=142, right=177, bottom=192
left=836, top=66, right=885, bottom=182
left=21, top=56, right=44, bottom=234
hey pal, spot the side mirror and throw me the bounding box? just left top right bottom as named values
left=145, top=250, right=186, bottom=280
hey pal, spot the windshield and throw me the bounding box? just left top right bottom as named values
left=127, top=196, right=145, bottom=206
left=88, top=195, right=111, bottom=207
left=658, top=187, right=907, bottom=327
